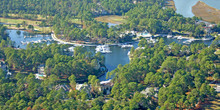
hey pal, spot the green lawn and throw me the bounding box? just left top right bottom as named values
left=8, top=13, right=47, bottom=20
left=0, top=17, right=40, bottom=25
left=71, top=19, right=82, bottom=24
left=215, top=49, right=220, bottom=55
left=95, top=15, right=127, bottom=24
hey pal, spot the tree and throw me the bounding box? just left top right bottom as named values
left=16, top=24, right=20, bottom=29
left=28, top=25, right=34, bottom=31
left=22, top=21, right=27, bottom=29
left=213, top=73, right=219, bottom=81
left=88, top=75, right=100, bottom=97
left=68, top=75, right=76, bottom=90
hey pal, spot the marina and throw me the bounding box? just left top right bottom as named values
left=7, top=29, right=215, bottom=81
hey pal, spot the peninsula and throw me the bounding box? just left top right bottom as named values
left=192, top=1, right=220, bottom=23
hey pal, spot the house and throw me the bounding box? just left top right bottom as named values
left=35, top=74, right=46, bottom=80
left=141, top=87, right=159, bottom=98
left=55, top=84, right=70, bottom=92
left=0, top=60, right=7, bottom=71
left=137, top=31, right=152, bottom=38
left=76, top=83, right=90, bottom=94
left=35, top=64, right=46, bottom=80
left=38, top=64, right=45, bottom=74
left=100, top=79, right=113, bottom=95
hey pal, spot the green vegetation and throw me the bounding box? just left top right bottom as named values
left=0, top=0, right=219, bottom=109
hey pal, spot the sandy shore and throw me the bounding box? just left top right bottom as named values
left=192, top=1, right=220, bottom=23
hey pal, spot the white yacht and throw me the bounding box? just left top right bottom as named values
left=167, top=35, right=173, bottom=38
left=202, top=37, right=214, bottom=41
left=120, top=44, right=134, bottom=48
left=177, top=36, right=183, bottom=40
left=96, top=45, right=112, bottom=53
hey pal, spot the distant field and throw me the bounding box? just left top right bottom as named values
left=0, top=18, right=51, bottom=33
left=95, top=15, right=127, bottom=24
left=192, top=1, right=220, bottom=23
left=0, top=17, right=40, bottom=25
left=8, top=13, right=46, bottom=20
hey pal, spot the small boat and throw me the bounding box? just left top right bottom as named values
left=127, top=51, right=130, bottom=56
left=183, top=39, right=195, bottom=44
left=37, top=40, right=42, bottom=43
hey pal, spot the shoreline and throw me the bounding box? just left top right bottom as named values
left=51, top=32, right=137, bottom=47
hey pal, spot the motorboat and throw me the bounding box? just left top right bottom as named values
left=147, top=37, right=158, bottom=44
left=127, top=51, right=130, bottom=56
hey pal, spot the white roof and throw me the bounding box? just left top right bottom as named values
left=100, top=79, right=111, bottom=85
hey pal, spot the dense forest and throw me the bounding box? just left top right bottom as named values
left=107, top=37, right=219, bottom=109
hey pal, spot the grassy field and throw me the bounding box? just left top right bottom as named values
left=71, top=19, right=82, bottom=24
left=0, top=18, right=51, bottom=33
left=192, top=1, right=220, bottom=23
left=95, top=15, right=127, bottom=24
left=0, top=17, right=40, bottom=25
left=8, top=13, right=47, bottom=20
